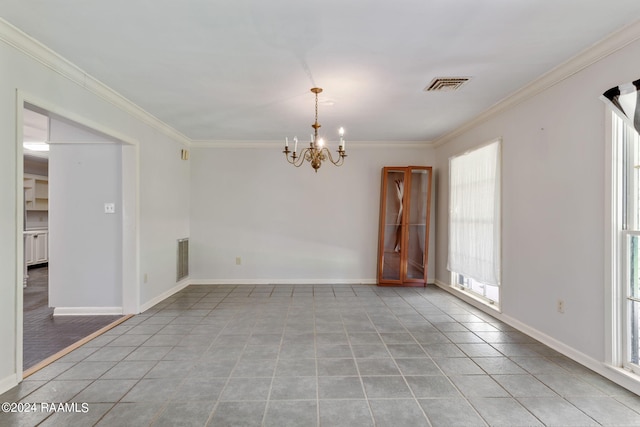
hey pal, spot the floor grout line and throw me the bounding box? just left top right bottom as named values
left=2, top=284, right=639, bottom=426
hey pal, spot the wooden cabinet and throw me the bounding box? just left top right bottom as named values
left=377, top=166, right=432, bottom=286
left=24, top=174, right=48, bottom=211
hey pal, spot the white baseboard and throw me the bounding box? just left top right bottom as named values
left=188, top=279, right=378, bottom=285
left=139, top=279, right=190, bottom=313
left=0, top=373, right=19, bottom=396
left=434, top=279, right=640, bottom=396
left=53, top=307, right=123, bottom=316
left=502, top=311, right=640, bottom=395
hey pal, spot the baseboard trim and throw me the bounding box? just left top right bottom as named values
left=434, top=279, right=640, bottom=395
left=53, top=307, right=123, bottom=316
left=502, top=312, right=640, bottom=395
left=0, top=373, right=19, bottom=396
left=139, top=279, right=190, bottom=313
left=188, top=278, right=378, bottom=285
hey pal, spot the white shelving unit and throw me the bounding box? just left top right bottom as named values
left=23, top=174, right=48, bottom=211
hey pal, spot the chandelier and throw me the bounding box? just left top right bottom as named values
left=283, top=87, right=347, bottom=172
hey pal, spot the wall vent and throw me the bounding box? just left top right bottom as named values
left=424, top=77, right=471, bottom=92
left=177, top=238, right=189, bottom=282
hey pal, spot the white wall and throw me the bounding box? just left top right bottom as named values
left=138, top=135, right=191, bottom=305
left=190, top=143, right=436, bottom=283
left=48, top=142, right=122, bottom=311
left=434, top=34, right=640, bottom=377
left=0, top=20, right=190, bottom=392
left=0, top=47, right=19, bottom=394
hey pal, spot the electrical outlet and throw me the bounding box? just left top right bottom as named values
left=236, top=257, right=241, bottom=265
left=104, top=203, right=116, bottom=214
left=557, top=299, right=565, bottom=313
left=144, top=273, right=148, bottom=283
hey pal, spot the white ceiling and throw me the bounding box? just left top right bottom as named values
left=2, top=1, right=640, bottom=143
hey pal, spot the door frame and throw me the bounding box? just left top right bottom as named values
left=14, top=90, right=140, bottom=379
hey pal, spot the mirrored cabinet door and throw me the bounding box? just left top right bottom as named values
left=379, top=168, right=406, bottom=283
left=377, top=166, right=432, bottom=286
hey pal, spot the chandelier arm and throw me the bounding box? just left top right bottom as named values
left=296, top=148, right=310, bottom=167
left=284, top=149, right=308, bottom=167
left=322, top=147, right=346, bottom=166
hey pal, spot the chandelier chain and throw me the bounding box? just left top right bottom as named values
left=314, top=90, right=319, bottom=138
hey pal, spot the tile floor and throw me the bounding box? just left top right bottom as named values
left=23, top=266, right=124, bottom=370
left=2, top=283, right=640, bottom=426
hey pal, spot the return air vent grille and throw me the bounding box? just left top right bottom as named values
left=425, top=77, right=471, bottom=92
left=177, top=238, right=189, bottom=282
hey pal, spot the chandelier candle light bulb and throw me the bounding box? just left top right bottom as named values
left=282, top=87, right=348, bottom=172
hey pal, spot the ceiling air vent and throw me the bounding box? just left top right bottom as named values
left=424, top=77, right=471, bottom=92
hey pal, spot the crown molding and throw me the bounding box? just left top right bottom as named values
left=351, top=140, right=434, bottom=148
left=9, top=13, right=635, bottom=151
left=0, top=18, right=191, bottom=146
left=190, top=140, right=434, bottom=149
left=432, top=18, right=640, bottom=148
left=190, top=141, right=276, bottom=149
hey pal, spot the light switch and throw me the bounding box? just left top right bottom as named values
left=104, top=203, right=116, bottom=214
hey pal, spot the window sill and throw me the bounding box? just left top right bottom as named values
left=435, top=279, right=501, bottom=313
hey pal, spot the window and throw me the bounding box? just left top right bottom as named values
left=448, top=139, right=501, bottom=306
left=604, top=79, right=640, bottom=375
left=612, top=109, right=640, bottom=373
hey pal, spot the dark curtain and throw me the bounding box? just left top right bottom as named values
left=603, top=79, right=640, bottom=133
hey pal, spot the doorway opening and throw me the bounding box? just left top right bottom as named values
left=18, top=99, right=139, bottom=376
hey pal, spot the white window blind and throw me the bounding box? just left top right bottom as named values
left=448, top=140, right=501, bottom=286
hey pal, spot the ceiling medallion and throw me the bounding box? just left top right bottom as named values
left=283, top=87, right=347, bottom=172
